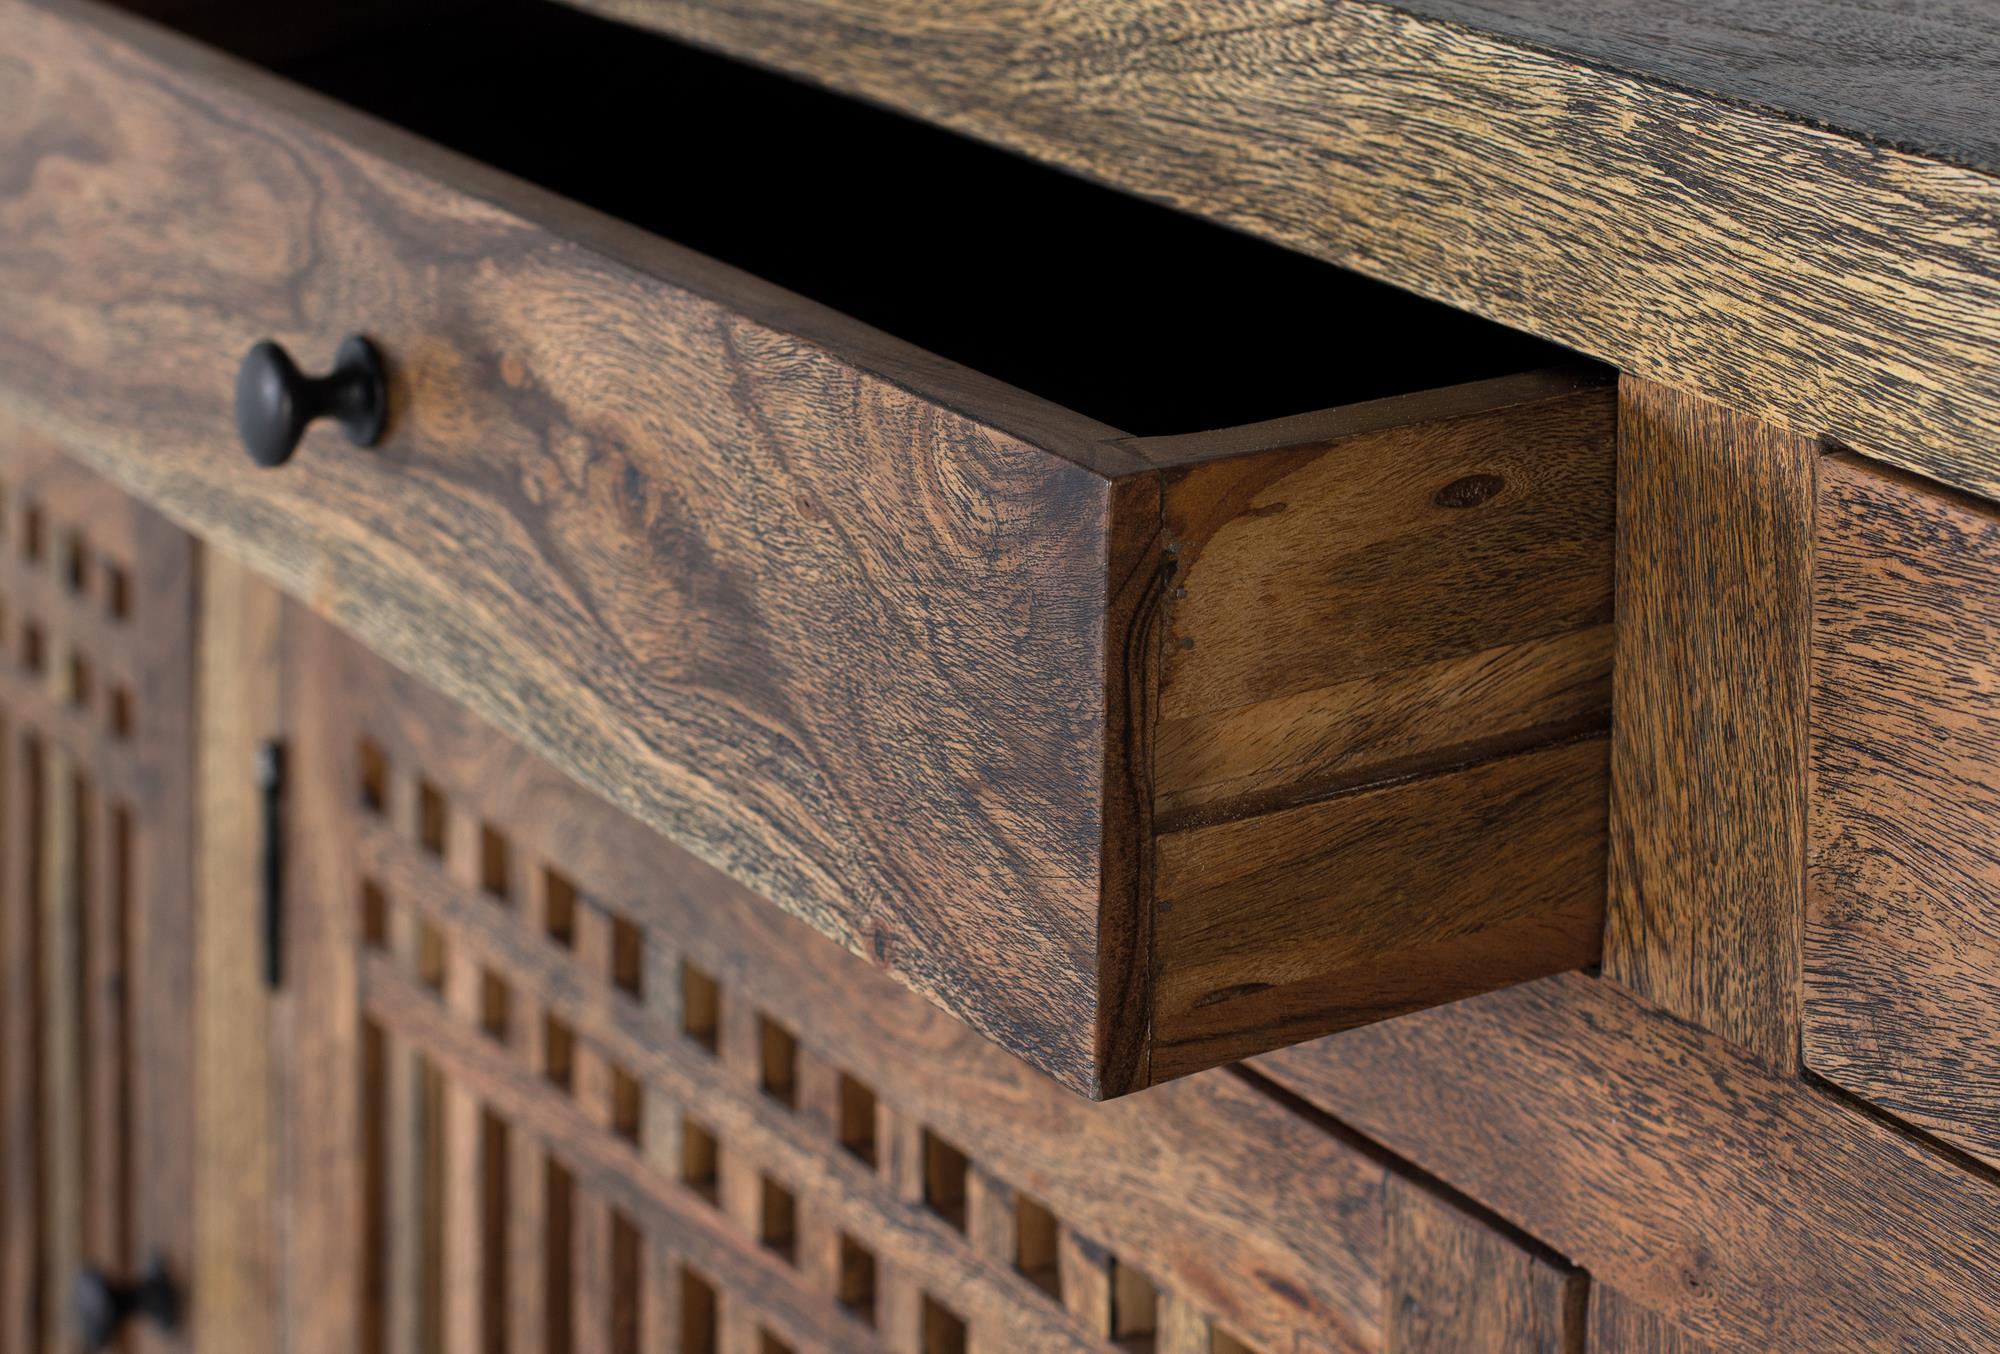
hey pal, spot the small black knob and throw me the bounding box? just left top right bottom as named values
left=233, top=334, right=387, bottom=467
left=72, top=1257, right=180, bottom=1350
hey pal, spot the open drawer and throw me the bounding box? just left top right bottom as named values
left=0, top=0, right=1614, bottom=1096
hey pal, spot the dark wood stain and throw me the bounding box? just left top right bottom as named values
left=3, top=2, right=2000, bottom=1352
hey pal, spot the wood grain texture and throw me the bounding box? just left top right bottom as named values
left=0, top=0, right=1128, bottom=1093
left=1152, top=374, right=1614, bottom=826
left=126, top=493, right=199, bottom=1354
left=1151, top=738, right=1608, bottom=1082
left=1383, top=1179, right=1584, bottom=1354
left=1586, top=1286, right=1717, bottom=1354
left=1606, top=376, right=1817, bottom=1066
left=192, top=550, right=281, bottom=1354
left=0, top=0, right=1619, bottom=1091
left=564, top=0, right=2000, bottom=502
left=1807, top=454, right=2000, bottom=1169
left=289, top=612, right=1397, bottom=1354
left=1396, top=0, right=2000, bottom=174
left=1252, top=973, right=2000, bottom=1352
left=272, top=596, right=365, bottom=1354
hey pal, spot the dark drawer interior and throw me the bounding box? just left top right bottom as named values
left=124, top=0, right=1571, bottom=436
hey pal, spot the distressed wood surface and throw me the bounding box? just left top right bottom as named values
left=565, top=0, right=2000, bottom=502
left=0, top=0, right=1619, bottom=1092
left=1606, top=377, right=1818, bottom=1067
left=1807, top=454, right=2000, bottom=1170
left=1253, top=973, right=2000, bottom=1352
left=1382, top=1179, right=1585, bottom=1354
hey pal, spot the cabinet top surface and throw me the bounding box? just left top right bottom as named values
left=1396, top=0, right=2000, bottom=175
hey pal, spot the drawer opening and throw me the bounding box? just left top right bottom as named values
left=124, top=0, right=1569, bottom=437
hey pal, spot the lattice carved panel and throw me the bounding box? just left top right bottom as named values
left=288, top=614, right=1392, bottom=1354
left=0, top=428, right=197, bottom=1354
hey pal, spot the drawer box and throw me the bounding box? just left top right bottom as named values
left=1808, top=454, right=2000, bottom=1169
left=0, top=0, right=1614, bottom=1095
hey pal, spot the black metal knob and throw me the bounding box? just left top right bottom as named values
left=233, top=334, right=387, bottom=467
left=72, top=1257, right=180, bottom=1350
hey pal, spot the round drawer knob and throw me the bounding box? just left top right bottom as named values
left=71, top=1257, right=180, bottom=1350
left=233, top=334, right=388, bottom=467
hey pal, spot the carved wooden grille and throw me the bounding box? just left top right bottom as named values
left=0, top=432, right=196, bottom=1354
left=295, top=616, right=1384, bottom=1354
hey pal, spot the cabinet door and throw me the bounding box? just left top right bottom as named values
left=0, top=429, right=197, bottom=1353
left=277, top=607, right=1262, bottom=1354
left=275, top=596, right=1591, bottom=1354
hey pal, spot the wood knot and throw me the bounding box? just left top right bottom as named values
left=1434, top=473, right=1505, bottom=508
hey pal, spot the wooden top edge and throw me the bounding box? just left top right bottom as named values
left=1119, top=366, right=1612, bottom=471
left=1387, top=0, right=2000, bottom=179
left=40, top=0, right=1148, bottom=481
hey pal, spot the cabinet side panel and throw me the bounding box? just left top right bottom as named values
left=1806, top=454, right=2000, bottom=1168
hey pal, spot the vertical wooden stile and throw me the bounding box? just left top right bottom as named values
left=442, top=813, right=492, bottom=1354
left=1607, top=375, right=1818, bottom=1066
left=383, top=764, right=428, bottom=1354
left=571, top=904, right=617, bottom=1354
left=39, top=741, right=81, bottom=1354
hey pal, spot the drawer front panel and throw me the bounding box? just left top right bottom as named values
left=0, top=1, right=1128, bottom=1089
left=0, top=428, right=196, bottom=1354
left=1808, top=453, right=2000, bottom=1168
left=285, top=613, right=1398, bottom=1354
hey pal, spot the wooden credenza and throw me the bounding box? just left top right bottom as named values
left=0, top=0, right=1995, bottom=1350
